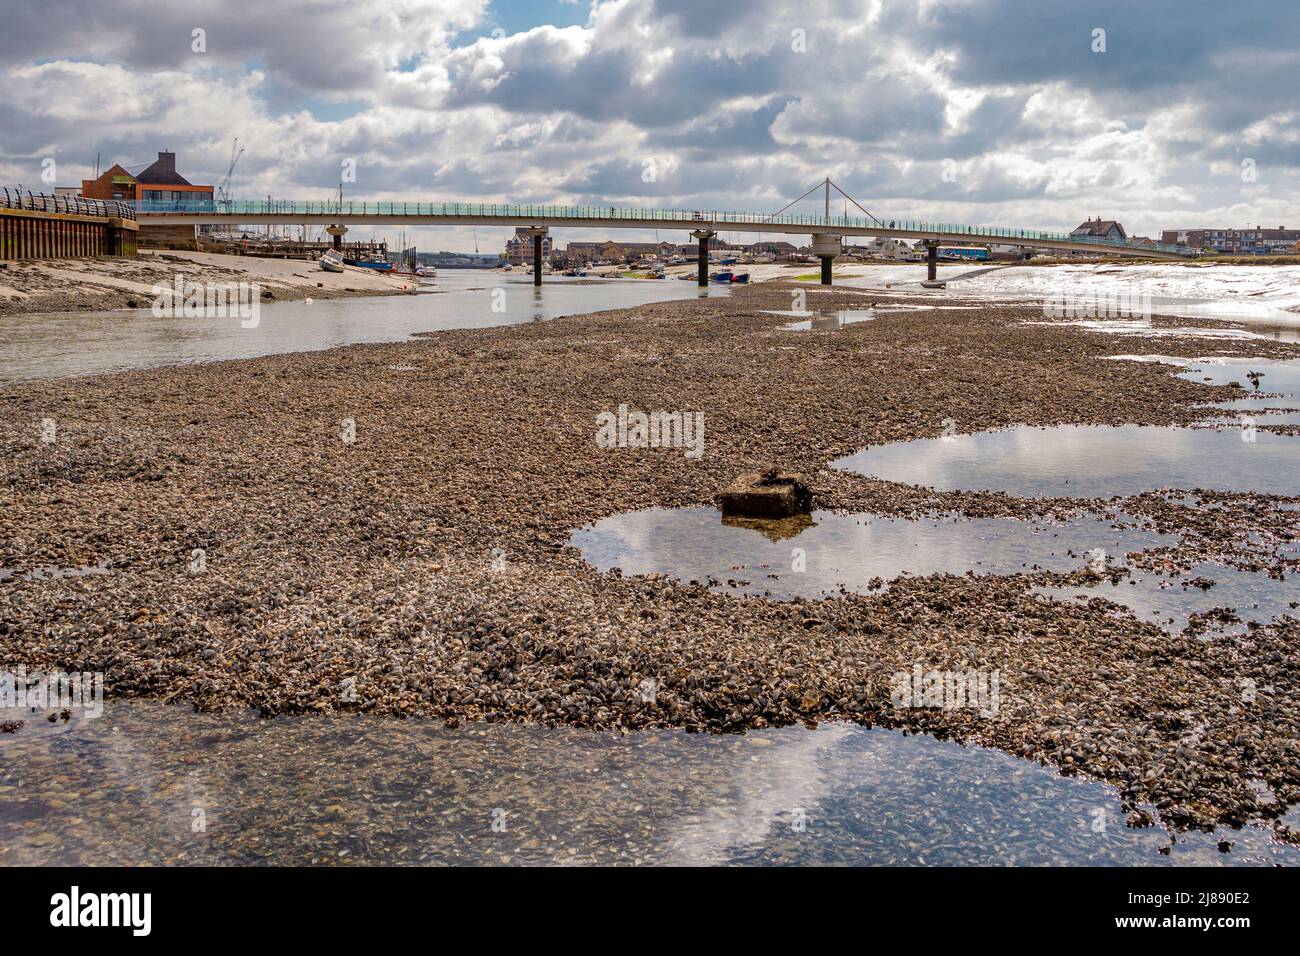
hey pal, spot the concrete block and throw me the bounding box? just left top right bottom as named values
left=717, top=468, right=813, bottom=518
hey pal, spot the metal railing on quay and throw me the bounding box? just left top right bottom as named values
left=2, top=187, right=136, bottom=220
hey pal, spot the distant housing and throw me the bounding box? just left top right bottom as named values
left=504, top=227, right=553, bottom=265
left=1160, top=226, right=1300, bottom=255
left=1071, top=217, right=1127, bottom=241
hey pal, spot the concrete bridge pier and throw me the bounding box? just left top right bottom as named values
left=925, top=240, right=938, bottom=281
left=811, top=234, right=841, bottom=285
left=523, top=226, right=548, bottom=286
left=691, top=229, right=715, bottom=287
left=326, top=225, right=347, bottom=250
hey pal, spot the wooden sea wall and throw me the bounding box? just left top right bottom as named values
left=0, top=207, right=138, bottom=259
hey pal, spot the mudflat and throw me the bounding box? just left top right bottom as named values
left=2, top=280, right=1297, bottom=839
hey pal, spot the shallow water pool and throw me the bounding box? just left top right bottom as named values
left=572, top=506, right=1168, bottom=600
left=833, top=423, right=1300, bottom=498
left=1, top=701, right=1292, bottom=866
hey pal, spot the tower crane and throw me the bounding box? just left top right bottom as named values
left=217, top=138, right=244, bottom=204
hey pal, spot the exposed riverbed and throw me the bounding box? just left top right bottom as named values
left=3, top=273, right=1299, bottom=862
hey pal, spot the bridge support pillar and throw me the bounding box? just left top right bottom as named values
left=811, top=234, right=841, bottom=286
left=326, top=225, right=348, bottom=251
left=690, top=229, right=716, bottom=287
left=522, top=226, right=548, bottom=287
left=926, top=240, right=938, bottom=281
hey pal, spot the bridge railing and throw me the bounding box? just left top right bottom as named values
left=134, top=199, right=1193, bottom=256
left=3, top=187, right=136, bottom=220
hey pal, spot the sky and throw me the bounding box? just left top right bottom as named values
left=3, top=0, right=1297, bottom=252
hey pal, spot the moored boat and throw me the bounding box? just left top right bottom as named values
left=344, top=256, right=395, bottom=271
left=319, top=250, right=345, bottom=273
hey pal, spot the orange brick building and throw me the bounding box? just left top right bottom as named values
left=82, top=151, right=213, bottom=208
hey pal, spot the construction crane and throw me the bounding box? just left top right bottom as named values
left=217, top=138, right=244, bottom=204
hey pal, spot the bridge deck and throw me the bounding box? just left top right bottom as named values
left=136, top=200, right=1196, bottom=260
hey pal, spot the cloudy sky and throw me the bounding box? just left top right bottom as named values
left=4, top=0, right=1296, bottom=251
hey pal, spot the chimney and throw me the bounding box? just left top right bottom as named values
left=155, top=151, right=177, bottom=174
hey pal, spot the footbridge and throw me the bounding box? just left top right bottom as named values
left=137, top=178, right=1197, bottom=286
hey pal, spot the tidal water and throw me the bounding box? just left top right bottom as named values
left=571, top=504, right=1296, bottom=635
left=0, top=271, right=725, bottom=384
left=831, top=356, right=1300, bottom=499
left=573, top=506, right=1171, bottom=600
left=2, top=701, right=1293, bottom=866
left=835, top=423, right=1299, bottom=498
left=762, top=308, right=880, bottom=331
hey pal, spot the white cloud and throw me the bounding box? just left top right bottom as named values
left=3, top=0, right=1299, bottom=248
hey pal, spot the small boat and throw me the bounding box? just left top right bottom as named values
left=344, top=257, right=395, bottom=271
left=319, top=250, right=345, bottom=273
left=731, top=272, right=750, bottom=284
left=710, top=271, right=733, bottom=283
left=416, top=266, right=436, bottom=279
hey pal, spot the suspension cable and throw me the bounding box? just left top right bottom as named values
left=828, top=181, right=884, bottom=226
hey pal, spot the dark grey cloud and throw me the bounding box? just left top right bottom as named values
left=645, top=96, right=793, bottom=158
left=0, top=0, right=480, bottom=94
left=444, top=33, right=789, bottom=128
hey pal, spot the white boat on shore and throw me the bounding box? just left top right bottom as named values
left=319, top=250, right=345, bottom=273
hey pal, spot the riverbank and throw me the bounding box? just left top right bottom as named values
left=2, top=281, right=1298, bottom=840
left=0, top=250, right=415, bottom=316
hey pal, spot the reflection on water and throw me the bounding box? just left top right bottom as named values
left=1172, top=355, right=1300, bottom=397
left=839, top=342, right=1300, bottom=501
left=572, top=506, right=1171, bottom=600
left=0, top=272, right=726, bottom=384
left=1, top=701, right=1292, bottom=866
left=834, top=424, right=1300, bottom=497
left=1147, top=301, right=1300, bottom=339
left=1110, top=355, right=1300, bottom=425
left=1028, top=317, right=1299, bottom=342
left=571, top=506, right=1296, bottom=634
left=1037, top=557, right=1300, bottom=637
left=763, top=309, right=879, bottom=332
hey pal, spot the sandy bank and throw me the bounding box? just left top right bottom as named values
left=0, top=249, right=417, bottom=316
